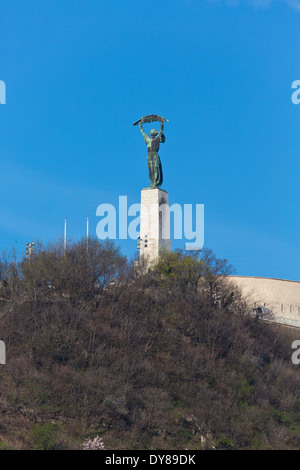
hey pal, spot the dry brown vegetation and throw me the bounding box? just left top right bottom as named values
left=0, top=239, right=300, bottom=450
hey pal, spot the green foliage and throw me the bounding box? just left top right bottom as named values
left=29, top=423, right=59, bottom=450
left=215, top=436, right=235, bottom=450
left=152, top=249, right=205, bottom=295
left=0, top=441, right=9, bottom=450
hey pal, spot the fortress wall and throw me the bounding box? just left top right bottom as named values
left=229, top=276, right=300, bottom=328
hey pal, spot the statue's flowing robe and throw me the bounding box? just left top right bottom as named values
left=143, top=133, right=165, bottom=188
left=147, top=136, right=164, bottom=187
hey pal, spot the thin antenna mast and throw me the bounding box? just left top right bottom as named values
left=86, top=214, right=89, bottom=252
left=64, top=216, right=67, bottom=256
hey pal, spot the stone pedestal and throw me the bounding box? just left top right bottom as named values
left=139, top=188, right=171, bottom=268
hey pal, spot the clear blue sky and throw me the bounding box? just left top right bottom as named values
left=1, top=0, right=299, bottom=280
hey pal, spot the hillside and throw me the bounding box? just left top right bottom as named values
left=0, top=240, right=300, bottom=450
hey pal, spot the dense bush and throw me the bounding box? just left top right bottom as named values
left=0, top=241, right=299, bottom=450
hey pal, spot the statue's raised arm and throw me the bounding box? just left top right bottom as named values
left=139, top=121, right=150, bottom=144
left=157, top=122, right=165, bottom=143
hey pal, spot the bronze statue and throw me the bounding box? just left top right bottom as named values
left=133, top=115, right=168, bottom=189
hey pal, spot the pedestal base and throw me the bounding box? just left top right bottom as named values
left=139, top=187, right=171, bottom=268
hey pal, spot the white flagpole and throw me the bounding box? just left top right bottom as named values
left=87, top=214, right=89, bottom=252
left=64, top=216, right=67, bottom=256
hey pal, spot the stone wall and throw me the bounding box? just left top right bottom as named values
left=139, top=188, right=171, bottom=265
left=229, top=276, right=300, bottom=328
